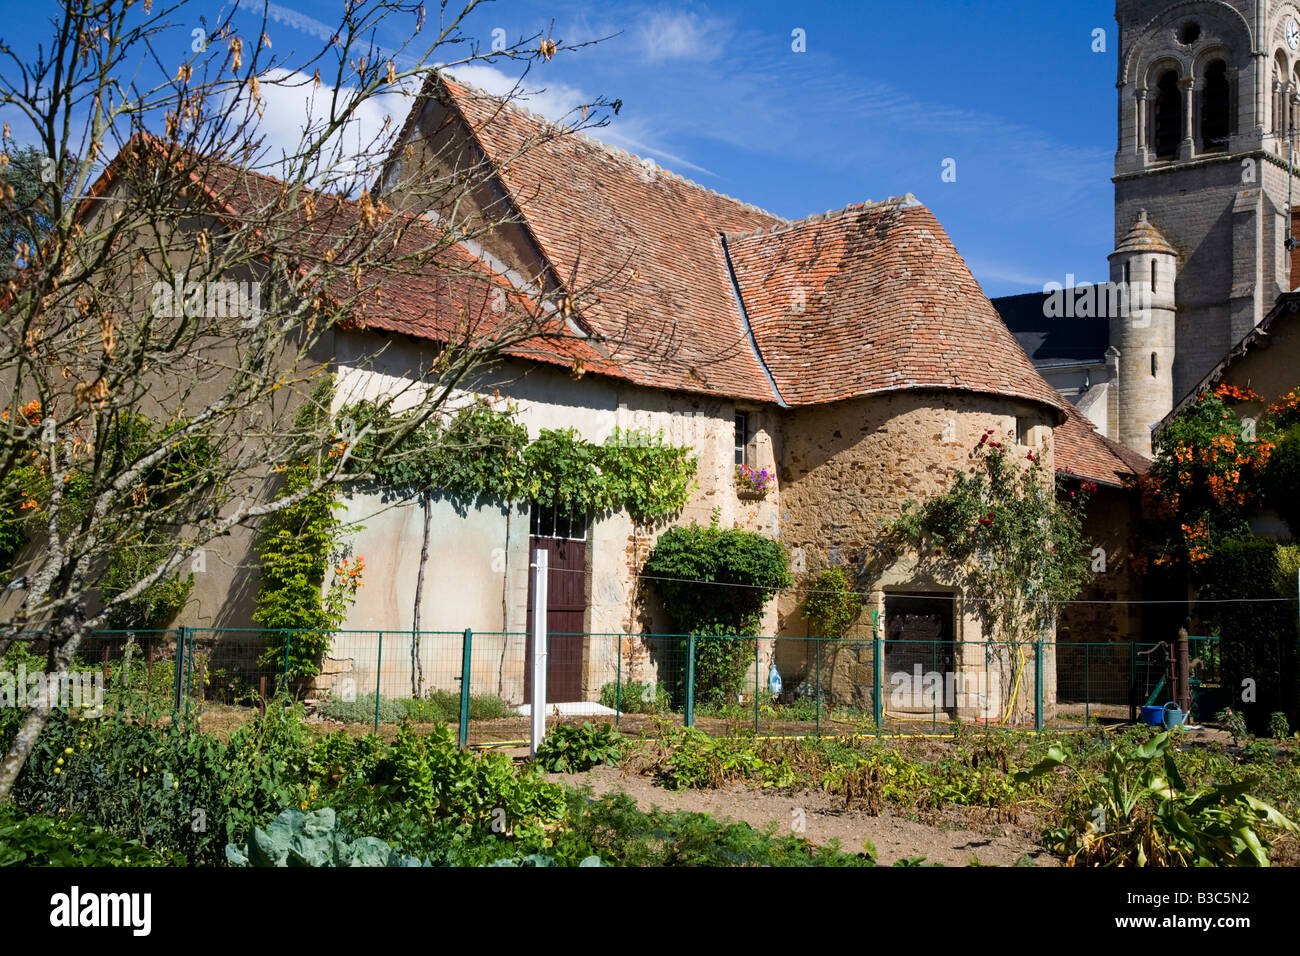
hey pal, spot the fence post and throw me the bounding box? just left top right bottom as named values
left=615, top=633, right=622, bottom=729
left=529, top=549, right=548, bottom=758
left=183, top=628, right=193, bottom=722
left=872, top=611, right=882, bottom=737
left=1034, top=639, right=1043, bottom=734
left=1128, top=639, right=1137, bottom=724
left=685, top=633, right=696, bottom=728
left=754, top=637, right=760, bottom=735
left=458, top=628, right=472, bottom=749
left=282, top=630, right=291, bottom=701
left=815, top=636, right=821, bottom=737
left=373, top=631, right=383, bottom=735
left=172, top=627, right=184, bottom=712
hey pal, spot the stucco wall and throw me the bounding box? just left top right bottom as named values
left=328, top=338, right=782, bottom=704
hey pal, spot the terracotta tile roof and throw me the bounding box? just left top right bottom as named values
left=724, top=198, right=1068, bottom=413
left=437, top=76, right=787, bottom=401
left=77, top=136, right=619, bottom=381
left=1055, top=399, right=1149, bottom=487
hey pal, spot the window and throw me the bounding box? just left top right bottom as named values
left=1153, top=70, right=1182, bottom=158
left=1015, top=416, right=1031, bottom=446
left=531, top=504, right=588, bottom=540
left=1151, top=352, right=1159, bottom=377
left=1151, top=258, right=1158, bottom=291
left=1200, top=59, right=1230, bottom=152
left=734, top=411, right=749, bottom=466
left=1123, top=261, right=1131, bottom=286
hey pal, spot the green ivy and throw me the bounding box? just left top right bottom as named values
left=253, top=381, right=360, bottom=678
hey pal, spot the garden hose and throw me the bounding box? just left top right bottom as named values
left=998, top=645, right=1026, bottom=727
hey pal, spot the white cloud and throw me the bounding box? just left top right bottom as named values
left=633, top=10, right=726, bottom=63
left=237, top=68, right=419, bottom=188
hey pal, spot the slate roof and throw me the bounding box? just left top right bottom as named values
left=989, top=292, right=1110, bottom=368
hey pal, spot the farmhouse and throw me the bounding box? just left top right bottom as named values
left=224, top=75, right=1140, bottom=715
left=26, top=74, right=1149, bottom=721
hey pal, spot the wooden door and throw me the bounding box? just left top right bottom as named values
left=525, top=507, right=588, bottom=703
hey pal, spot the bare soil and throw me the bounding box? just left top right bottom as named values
left=539, top=761, right=1058, bottom=867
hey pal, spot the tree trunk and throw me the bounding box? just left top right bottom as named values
left=410, top=491, right=432, bottom=698
left=0, top=613, right=86, bottom=802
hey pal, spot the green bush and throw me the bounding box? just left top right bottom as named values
left=534, top=722, right=623, bottom=773
left=1264, top=424, right=1300, bottom=535
left=1269, top=711, right=1292, bottom=739
left=599, top=679, right=670, bottom=714
left=644, top=522, right=790, bottom=707
left=11, top=704, right=316, bottom=865
left=802, top=567, right=865, bottom=639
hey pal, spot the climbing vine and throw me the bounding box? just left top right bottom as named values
left=1130, top=384, right=1292, bottom=571
left=337, top=398, right=698, bottom=522
left=253, top=382, right=363, bottom=678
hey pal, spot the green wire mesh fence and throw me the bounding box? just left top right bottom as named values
left=2, top=626, right=1220, bottom=743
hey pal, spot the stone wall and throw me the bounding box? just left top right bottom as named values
left=773, top=390, right=1059, bottom=724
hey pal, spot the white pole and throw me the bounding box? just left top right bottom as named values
left=529, top=548, right=548, bottom=758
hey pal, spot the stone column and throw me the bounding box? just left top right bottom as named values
left=1179, top=76, right=1196, bottom=159
left=1135, top=89, right=1148, bottom=157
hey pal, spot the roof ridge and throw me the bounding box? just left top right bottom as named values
left=441, top=71, right=786, bottom=223
left=721, top=193, right=922, bottom=241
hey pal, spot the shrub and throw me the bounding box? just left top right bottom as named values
left=802, top=567, right=865, bottom=639
left=644, top=521, right=790, bottom=707
left=1263, top=423, right=1300, bottom=535
left=599, top=679, right=670, bottom=714
left=534, top=722, right=622, bottom=773
left=1269, top=711, right=1292, bottom=739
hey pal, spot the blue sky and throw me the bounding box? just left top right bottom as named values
left=0, top=0, right=1119, bottom=297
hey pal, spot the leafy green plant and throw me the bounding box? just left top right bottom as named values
left=802, top=567, right=865, bottom=639
left=1016, top=732, right=1297, bottom=866
left=0, top=804, right=177, bottom=866
left=1269, top=711, right=1292, bottom=739
left=316, top=692, right=408, bottom=724
left=225, top=807, right=427, bottom=866
left=1216, top=707, right=1251, bottom=746
left=599, top=679, right=670, bottom=714
left=535, top=722, right=623, bottom=773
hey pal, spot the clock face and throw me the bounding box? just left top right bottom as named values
left=1288, top=17, right=1300, bottom=50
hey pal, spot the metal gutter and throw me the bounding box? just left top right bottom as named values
left=718, top=233, right=788, bottom=408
